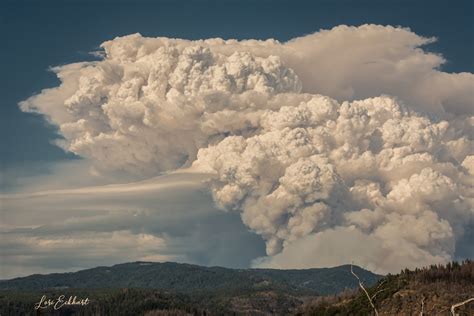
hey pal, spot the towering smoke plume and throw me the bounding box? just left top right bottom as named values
left=21, top=25, right=473, bottom=273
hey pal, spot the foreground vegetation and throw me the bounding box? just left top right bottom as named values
left=297, top=260, right=474, bottom=315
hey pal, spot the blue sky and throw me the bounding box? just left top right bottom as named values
left=1, top=0, right=473, bottom=174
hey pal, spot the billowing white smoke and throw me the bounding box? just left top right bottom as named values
left=21, top=25, right=473, bottom=273
left=194, top=96, right=473, bottom=272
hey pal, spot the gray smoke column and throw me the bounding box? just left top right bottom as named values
left=21, top=25, right=474, bottom=273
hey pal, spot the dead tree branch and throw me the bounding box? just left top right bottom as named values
left=375, top=279, right=386, bottom=290
left=371, top=288, right=387, bottom=301
left=450, top=297, right=474, bottom=316
left=351, top=263, right=379, bottom=316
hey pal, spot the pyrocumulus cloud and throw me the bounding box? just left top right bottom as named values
left=20, top=25, right=474, bottom=273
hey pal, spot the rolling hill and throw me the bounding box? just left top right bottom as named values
left=0, top=261, right=380, bottom=295
left=0, top=261, right=380, bottom=315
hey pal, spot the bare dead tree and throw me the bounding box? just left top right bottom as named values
left=351, top=263, right=379, bottom=316
left=450, top=297, right=474, bottom=316
left=419, top=296, right=425, bottom=316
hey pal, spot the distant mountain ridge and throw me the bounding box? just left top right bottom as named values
left=0, top=261, right=380, bottom=296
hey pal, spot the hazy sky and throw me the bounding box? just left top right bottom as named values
left=1, top=0, right=473, bottom=278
